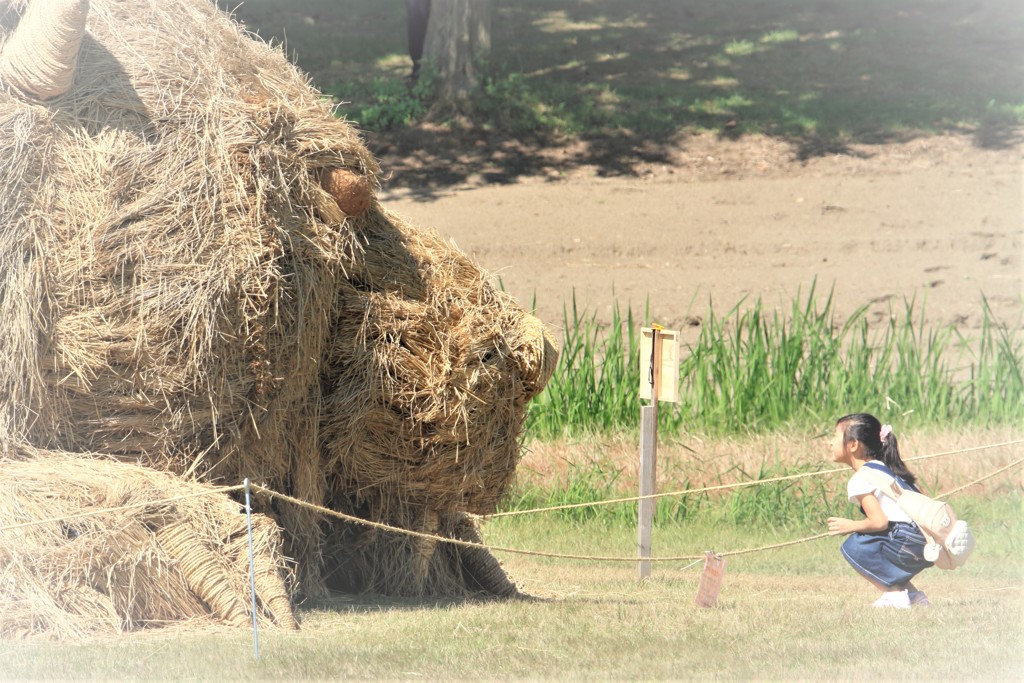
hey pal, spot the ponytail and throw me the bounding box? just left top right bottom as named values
left=878, top=430, right=916, bottom=487
left=836, top=412, right=917, bottom=487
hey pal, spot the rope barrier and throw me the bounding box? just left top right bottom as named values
left=718, top=533, right=830, bottom=558
left=0, top=442, right=1019, bottom=565
left=907, top=438, right=1024, bottom=463
left=486, top=438, right=1024, bottom=519
left=250, top=482, right=826, bottom=563
left=488, top=469, right=840, bottom=520
left=248, top=451, right=1023, bottom=564
left=937, top=454, right=1024, bottom=499
left=0, top=436, right=1015, bottom=660
left=0, top=484, right=246, bottom=533
left=249, top=484, right=667, bottom=562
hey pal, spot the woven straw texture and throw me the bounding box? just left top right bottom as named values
left=0, top=447, right=297, bottom=639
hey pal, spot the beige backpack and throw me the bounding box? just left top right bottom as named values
left=858, top=463, right=975, bottom=570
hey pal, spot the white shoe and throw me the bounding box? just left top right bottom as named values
left=873, top=590, right=911, bottom=609
left=909, top=590, right=930, bottom=607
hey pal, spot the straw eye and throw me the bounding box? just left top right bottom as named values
left=319, top=167, right=373, bottom=216
left=481, top=338, right=508, bottom=365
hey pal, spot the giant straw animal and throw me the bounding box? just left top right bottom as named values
left=0, top=0, right=557, bottom=637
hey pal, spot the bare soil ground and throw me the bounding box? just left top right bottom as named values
left=379, top=132, right=1022, bottom=342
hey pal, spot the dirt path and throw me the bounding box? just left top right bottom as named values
left=380, top=133, right=1022, bottom=339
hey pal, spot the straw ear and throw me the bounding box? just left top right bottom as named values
left=0, top=0, right=90, bottom=100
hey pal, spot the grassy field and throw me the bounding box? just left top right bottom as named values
left=3, top=431, right=1022, bottom=679
left=2, top=501, right=1021, bottom=680
left=3, top=282, right=1021, bottom=681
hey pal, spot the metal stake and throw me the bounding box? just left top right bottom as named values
left=244, top=478, right=259, bottom=658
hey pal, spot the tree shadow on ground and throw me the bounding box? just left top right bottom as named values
left=226, top=0, right=1024, bottom=198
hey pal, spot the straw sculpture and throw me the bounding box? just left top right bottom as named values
left=0, top=0, right=557, bottom=636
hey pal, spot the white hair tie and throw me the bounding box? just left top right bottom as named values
left=880, top=424, right=893, bottom=442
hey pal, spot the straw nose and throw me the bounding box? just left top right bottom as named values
left=512, top=314, right=559, bottom=398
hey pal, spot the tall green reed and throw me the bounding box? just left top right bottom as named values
left=526, top=285, right=1024, bottom=438
left=956, top=295, right=1024, bottom=424
left=527, top=294, right=642, bottom=437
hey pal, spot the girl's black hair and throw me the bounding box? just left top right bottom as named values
left=835, top=412, right=917, bottom=487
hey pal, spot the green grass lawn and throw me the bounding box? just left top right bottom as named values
left=3, top=502, right=1021, bottom=680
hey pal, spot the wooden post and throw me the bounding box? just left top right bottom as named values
left=638, top=327, right=662, bottom=579
left=637, top=405, right=656, bottom=578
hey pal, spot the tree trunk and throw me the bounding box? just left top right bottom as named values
left=423, top=0, right=492, bottom=107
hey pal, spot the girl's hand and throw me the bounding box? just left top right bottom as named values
left=827, top=496, right=889, bottom=535
left=826, top=516, right=855, bottom=535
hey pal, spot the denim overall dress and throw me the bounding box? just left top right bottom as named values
left=839, top=462, right=934, bottom=587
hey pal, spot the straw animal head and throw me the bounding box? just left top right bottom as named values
left=322, top=210, right=559, bottom=518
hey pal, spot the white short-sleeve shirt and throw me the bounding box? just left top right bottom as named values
left=847, top=468, right=914, bottom=524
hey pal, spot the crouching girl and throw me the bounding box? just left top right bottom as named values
left=826, top=412, right=932, bottom=608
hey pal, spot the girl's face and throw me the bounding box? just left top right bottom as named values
left=829, top=424, right=852, bottom=464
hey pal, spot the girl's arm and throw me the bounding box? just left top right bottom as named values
left=826, top=493, right=889, bottom=535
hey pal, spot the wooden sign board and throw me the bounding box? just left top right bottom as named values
left=639, top=327, right=679, bottom=403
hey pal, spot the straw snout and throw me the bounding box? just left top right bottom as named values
left=509, top=314, right=559, bottom=399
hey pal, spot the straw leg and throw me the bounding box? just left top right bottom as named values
left=448, top=513, right=519, bottom=597
left=412, top=509, right=440, bottom=594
